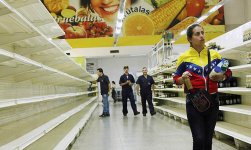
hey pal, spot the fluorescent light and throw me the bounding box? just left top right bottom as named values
left=115, top=28, right=121, bottom=34
left=117, top=12, right=124, bottom=20
left=116, top=27, right=121, bottom=31
left=113, top=0, right=127, bottom=46
left=116, top=21, right=123, bottom=28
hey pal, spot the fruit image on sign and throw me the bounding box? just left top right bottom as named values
left=65, top=26, right=87, bottom=39
left=149, top=0, right=186, bottom=33
left=61, top=6, right=76, bottom=18
left=44, top=0, right=69, bottom=14
left=123, top=13, right=154, bottom=36
left=186, top=0, right=205, bottom=17
left=79, top=22, right=113, bottom=38
left=42, top=0, right=225, bottom=39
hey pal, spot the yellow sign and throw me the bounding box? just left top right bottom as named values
left=42, top=0, right=225, bottom=41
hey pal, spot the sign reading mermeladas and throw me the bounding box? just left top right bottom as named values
left=41, top=0, right=225, bottom=39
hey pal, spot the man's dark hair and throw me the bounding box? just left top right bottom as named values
left=123, top=66, right=129, bottom=69
left=97, top=68, right=103, bottom=73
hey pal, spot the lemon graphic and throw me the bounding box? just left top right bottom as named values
left=123, top=13, right=155, bottom=36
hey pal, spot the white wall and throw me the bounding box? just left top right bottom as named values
left=87, top=56, right=147, bottom=86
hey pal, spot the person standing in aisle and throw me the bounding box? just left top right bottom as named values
left=97, top=68, right=111, bottom=117
left=136, top=67, right=156, bottom=116
left=119, top=66, right=140, bottom=116
left=173, top=24, right=232, bottom=150
left=111, top=81, right=117, bottom=103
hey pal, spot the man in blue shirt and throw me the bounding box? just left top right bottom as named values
left=136, top=67, right=156, bottom=116
left=97, top=68, right=111, bottom=117
left=119, top=66, right=140, bottom=116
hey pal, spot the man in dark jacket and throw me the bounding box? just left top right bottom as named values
left=119, top=66, right=140, bottom=116
left=136, top=67, right=156, bottom=116
left=97, top=68, right=111, bottom=117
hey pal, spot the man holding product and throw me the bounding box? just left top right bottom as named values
left=119, top=66, right=140, bottom=116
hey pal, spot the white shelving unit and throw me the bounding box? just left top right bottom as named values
left=230, top=64, right=251, bottom=73
left=219, top=105, right=251, bottom=116
left=154, top=88, right=183, bottom=92
left=215, top=122, right=251, bottom=145
left=218, top=40, right=251, bottom=56
left=155, top=105, right=187, bottom=121
left=0, top=0, right=98, bottom=149
left=0, top=97, right=97, bottom=150
left=218, top=87, right=251, bottom=95
left=0, top=1, right=91, bottom=81
left=163, top=78, right=174, bottom=83
left=155, top=95, right=251, bottom=116
left=155, top=104, right=251, bottom=145
left=213, top=25, right=251, bottom=148
left=161, top=66, right=176, bottom=73
left=153, top=97, right=186, bottom=104
left=0, top=91, right=97, bottom=109
left=150, top=66, right=176, bottom=76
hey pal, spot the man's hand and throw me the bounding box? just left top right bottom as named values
left=128, top=80, right=132, bottom=86
left=137, top=91, right=140, bottom=96
left=210, top=74, right=225, bottom=82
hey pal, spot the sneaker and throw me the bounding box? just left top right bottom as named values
left=151, top=112, right=156, bottom=116
left=99, top=114, right=106, bottom=117
left=134, top=111, right=140, bottom=116
left=123, top=114, right=127, bottom=117
left=143, top=114, right=146, bottom=116
left=105, top=113, right=110, bottom=117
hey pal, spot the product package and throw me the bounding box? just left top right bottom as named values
left=209, top=58, right=229, bottom=79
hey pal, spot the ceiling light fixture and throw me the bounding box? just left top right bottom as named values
left=113, top=0, right=127, bottom=47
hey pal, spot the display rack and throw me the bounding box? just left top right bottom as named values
left=151, top=21, right=251, bottom=149
left=0, top=0, right=98, bottom=149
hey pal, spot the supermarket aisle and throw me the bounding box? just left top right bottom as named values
left=71, top=102, right=236, bottom=150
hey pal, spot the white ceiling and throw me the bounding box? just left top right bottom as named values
left=68, top=44, right=189, bottom=58
left=68, top=45, right=153, bottom=58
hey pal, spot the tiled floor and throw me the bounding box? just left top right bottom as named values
left=71, top=102, right=237, bottom=150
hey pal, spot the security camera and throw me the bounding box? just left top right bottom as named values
left=166, top=41, right=172, bottom=50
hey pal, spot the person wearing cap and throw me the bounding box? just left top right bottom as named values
left=136, top=67, right=156, bottom=116
left=119, top=66, right=140, bottom=116
left=97, top=68, right=111, bottom=117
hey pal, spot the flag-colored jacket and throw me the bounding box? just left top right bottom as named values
left=173, top=47, right=232, bottom=94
